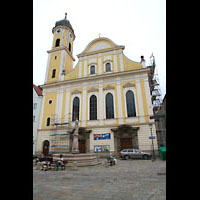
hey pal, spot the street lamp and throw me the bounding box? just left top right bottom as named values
left=149, top=123, right=156, bottom=161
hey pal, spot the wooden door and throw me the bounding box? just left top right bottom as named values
left=43, top=140, right=49, bottom=156
left=79, top=140, right=86, bottom=153
left=120, top=138, right=133, bottom=150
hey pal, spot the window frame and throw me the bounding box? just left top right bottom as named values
left=55, top=38, right=60, bottom=47
left=105, top=92, right=115, bottom=119
left=104, top=62, right=112, bottom=73
left=52, top=69, right=56, bottom=78
left=89, top=95, right=97, bottom=120
left=90, top=65, right=96, bottom=75
left=126, top=90, right=136, bottom=117
left=46, top=117, right=51, bottom=126
left=72, top=96, right=80, bottom=121
left=123, top=87, right=138, bottom=118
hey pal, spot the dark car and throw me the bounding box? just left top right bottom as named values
left=120, top=149, right=151, bottom=160
left=33, top=155, right=38, bottom=160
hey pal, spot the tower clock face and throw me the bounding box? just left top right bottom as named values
left=56, top=28, right=62, bottom=34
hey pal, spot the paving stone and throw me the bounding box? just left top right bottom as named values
left=33, top=158, right=166, bottom=200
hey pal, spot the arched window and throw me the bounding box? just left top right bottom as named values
left=105, top=63, right=111, bottom=72
left=55, top=39, right=60, bottom=47
left=106, top=93, right=114, bottom=119
left=72, top=97, right=80, bottom=121
left=46, top=117, right=51, bottom=126
left=52, top=69, right=56, bottom=78
left=90, top=65, right=95, bottom=75
left=126, top=90, right=136, bottom=117
left=90, top=95, right=97, bottom=120
left=69, top=42, right=71, bottom=52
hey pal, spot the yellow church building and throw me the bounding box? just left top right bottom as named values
left=36, top=14, right=158, bottom=157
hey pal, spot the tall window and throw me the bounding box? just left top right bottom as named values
left=46, top=117, right=51, bottom=126
left=105, top=63, right=111, bottom=72
left=90, top=95, right=97, bottom=120
left=69, top=42, right=71, bottom=52
left=106, top=93, right=114, bottom=119
left=52, top=69, right=56, bottom=78
left=90, top=65, right=95, bottom=75
left=55, top=39, right=60, bottom=47
left=126, top=90, right=136, bottom=117
left=72, top=97, right=80, bottom=121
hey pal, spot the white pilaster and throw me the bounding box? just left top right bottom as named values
left=99, top=85, right=104, bottom=125
left=55, top=89, right=63, bottom=122
left=59, top=50, right=66, bottom=81
left=61, top=29, right=65, bottom=47
left=82, top=87, right=87, bottom=127
left=38, top=94, right=46, bottom=129
left=116, top=82, right=123, bottom=124
left=64, top=89, right=70, bottom=122
left=44, top=54, right=51, bottom=83
left=83, top=57, right=87, bottom=77
left=98, top=54, right=102, bottom=75
left=113, top=54, right=118, bottom=72
left=136, top=80, right=145, bottom=123
left=78, top=60, right=82, bottom=78
left=143, top=77, right=154, bottom=119
left=119, top=50, right=124, bottom=71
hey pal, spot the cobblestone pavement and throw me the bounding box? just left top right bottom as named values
left=33, top=159, right=166, bottom=200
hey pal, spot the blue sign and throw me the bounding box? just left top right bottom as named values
left=149, top=136, right=156, bottom=139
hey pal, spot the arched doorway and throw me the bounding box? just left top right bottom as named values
left=43, top=140, right=50, bottom=156
left=111, top=125, right=139, bottom=158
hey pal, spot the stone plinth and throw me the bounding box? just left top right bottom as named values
left=53, top=153, right=102, bottom=167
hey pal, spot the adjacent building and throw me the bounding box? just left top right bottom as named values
left=36, top=14, right=158, bottom=157
left=33, top=84, right=43, bottom=155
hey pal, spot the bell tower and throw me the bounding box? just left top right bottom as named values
left=44, top=13, right=75, bottom=83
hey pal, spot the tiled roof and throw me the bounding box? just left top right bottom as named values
left=33, top=84, right=43, bottom=96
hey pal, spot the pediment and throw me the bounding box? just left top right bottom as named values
left=77, top=37, right=125, bottom=57
left=88, top=87, right=99, bottom=92
left=103, top=85, right=115, bottom=91
left=71, top=89, right=82, bottom=95
left=123, top=82, right=135, bottom=88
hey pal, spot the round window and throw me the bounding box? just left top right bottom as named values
left=49, top=100, right=52, bottom=104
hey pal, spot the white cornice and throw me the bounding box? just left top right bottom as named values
left=40, top=68, right=150, bottom=89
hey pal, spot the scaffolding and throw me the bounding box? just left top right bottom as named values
left=147, top=56, right=162, bottom=113
left=50, top=114, right=73, bottom=154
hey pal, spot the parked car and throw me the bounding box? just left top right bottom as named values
left=120, top=149, right=151, bottom=160
left=33, top=155, right=38, bottom=160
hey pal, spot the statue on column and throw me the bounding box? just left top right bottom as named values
left=71, top=119, right=79, bottom=153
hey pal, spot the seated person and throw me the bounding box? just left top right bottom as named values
left=56, top=154, right=64, bottom=170
left=47, top=155, right=53, bottom=169
left=107, top=154, right=116, bottom=166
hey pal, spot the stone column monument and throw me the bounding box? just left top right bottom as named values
left=71, top=119, right=79, bottom=153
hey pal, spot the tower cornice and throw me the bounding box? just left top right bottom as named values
left=47, top=47, right=75, bottom=61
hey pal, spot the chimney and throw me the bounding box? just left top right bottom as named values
left=65, top=12, right=67, bottom=20
left=140, top=56, right=146, bottom=68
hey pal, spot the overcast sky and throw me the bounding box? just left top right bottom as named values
left=33, top=0, right=166, bottom=98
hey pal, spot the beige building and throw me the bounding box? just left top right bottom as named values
left=36, top=14, right=158, bottom=157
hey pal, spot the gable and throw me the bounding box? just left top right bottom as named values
left=77, top=37, right=124, bottom=57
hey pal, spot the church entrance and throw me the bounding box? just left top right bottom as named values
left=111, top=125, right=139, bottom=158
left=120, top=138, right=133, bottom=150
left=79, top=140, right=86, bottom=153
left=43, top=140, right=49, bottom=156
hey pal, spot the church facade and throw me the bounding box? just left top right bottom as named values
left=36, top=14, right=158, bottom=157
